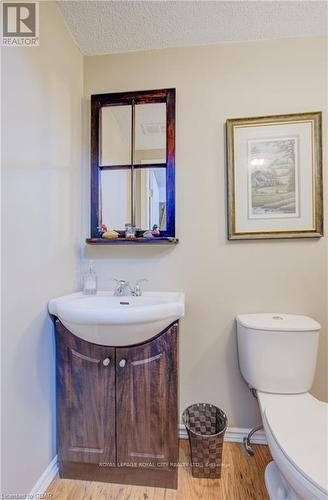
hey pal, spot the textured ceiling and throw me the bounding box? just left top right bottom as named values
left=57, top=1, right=328, bottom=56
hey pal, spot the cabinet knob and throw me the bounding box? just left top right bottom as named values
left=103, top=357, right=111, bottom=367
left=119, top=358, right=127, bottom=368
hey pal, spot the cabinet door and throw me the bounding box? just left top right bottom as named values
left=55, top=320, right=116, bottom=465
left=116, top=323, right=178, bottom=469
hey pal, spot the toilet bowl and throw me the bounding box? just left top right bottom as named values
left=258, top=392, right=328, bottom=499
left=236, top=313, right=327, bottom=500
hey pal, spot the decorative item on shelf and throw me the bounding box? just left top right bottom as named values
left=151, top=224, right=161, bottom=237
left=100, top=224, right=108, bottom=233
left=102, top=230, right=119, bottom=239
left=226, top=111, right=323, bottom=240
left=142, top=230, right=154, bottom=238
left=125, top=223, right=136, bottom=239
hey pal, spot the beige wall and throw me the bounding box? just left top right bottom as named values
left=1, top=2, right=83, bottom=494
left=83, top=37, right=328, bottom=428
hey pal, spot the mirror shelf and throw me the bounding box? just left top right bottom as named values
left=86, top=237, right=179, bottom=245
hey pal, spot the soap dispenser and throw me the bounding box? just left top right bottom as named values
left=83, top=260, right=97, bottom=295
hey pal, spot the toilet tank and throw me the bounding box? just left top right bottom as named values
left=237, top=313, right=321, bottom=394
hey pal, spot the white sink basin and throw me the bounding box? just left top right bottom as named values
left=48, top=291, right=185, bottom=346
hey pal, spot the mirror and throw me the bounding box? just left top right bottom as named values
left=101, top=170, right=131, bottom=230
left=99, top=102, right=167, bottom=231
left=90, top=89, right=175, bottom=240
left=135, top=168, right=167, bottom=230
left=100, top=105, right=131, bottom=166
left=135, top=103, right=166, bottom=164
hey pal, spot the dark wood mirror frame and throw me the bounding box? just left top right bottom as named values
left=86, top=88, right=177, bottom=245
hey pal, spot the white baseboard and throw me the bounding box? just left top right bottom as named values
left=178, top=424, right=267, bottom=444
left=225, top=426, right=267, bottom=444
left=29, top=454, right=58, bottom=497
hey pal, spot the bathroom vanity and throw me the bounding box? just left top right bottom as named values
left=49, top=291, right=184, bottom=489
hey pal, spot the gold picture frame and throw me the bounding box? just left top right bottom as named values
left=226, top=112, right=323, bottom=240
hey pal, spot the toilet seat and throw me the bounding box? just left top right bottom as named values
left=257, top=391, right=328, bottom=498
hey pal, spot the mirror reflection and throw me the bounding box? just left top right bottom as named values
left=101, top=168, right=166, bottom=231
left=101, top=169, right=131, bottom=230
left=99, top=101, right=168, bottom=233
left=100, top=105, right=131, bottom=166
left=135, top=168, right=167, bottom=230
left=135, top=103, right=166, bottom=164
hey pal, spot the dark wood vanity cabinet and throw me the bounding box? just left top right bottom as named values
left=55, top=320, right=178, bottom=489
left=116, top=327, right=178, bottom=470
left=55, top=322, right=116, bottom=465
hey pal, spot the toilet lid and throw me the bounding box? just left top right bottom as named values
left=258, top=392, right=328, bottom=494
left=237, top=313, right=321, bottom=331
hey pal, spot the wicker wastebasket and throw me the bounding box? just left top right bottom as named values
left=182, top=403, right=227, bottom=479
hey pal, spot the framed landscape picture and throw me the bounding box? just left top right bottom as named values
left=226, top=112, right=323, bottom=239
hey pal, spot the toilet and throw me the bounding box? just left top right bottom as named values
left=237, top=313, right=328, bottom=500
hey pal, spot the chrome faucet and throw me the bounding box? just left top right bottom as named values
left=113, top=278, right=148, bottom=297
left=113, top=279, right=132, bottom=296
left=133, top=279, right=148, bottom=296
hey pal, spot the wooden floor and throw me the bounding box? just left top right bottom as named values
left=46, top=440, right=272, bottom=500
